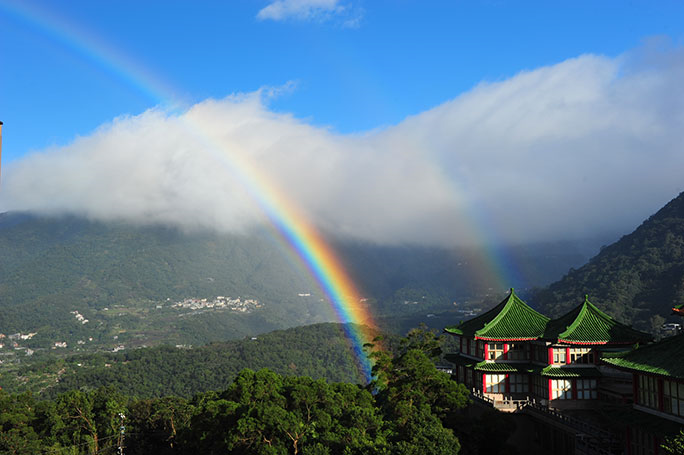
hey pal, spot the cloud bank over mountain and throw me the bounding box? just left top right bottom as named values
left=2, top=46, right=684, bottom=247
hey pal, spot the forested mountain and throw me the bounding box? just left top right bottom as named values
left=0, top=329, right=514, bottom=455
left=0, top=212, right=322, bottom=338
left=0, top=323, right=378, bottom=399
left=535, top=192, right=684, bottom=330
left=0, top=211, right=602, bottom=349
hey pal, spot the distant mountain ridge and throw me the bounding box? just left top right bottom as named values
left=0, top=211, right=604, bottom=348
left=536, top=192, right=684, bottom=330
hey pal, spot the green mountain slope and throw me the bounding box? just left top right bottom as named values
left=0, top=211, right=604, bottom=350
left=0, top=212, right=329, bottom=347
left=536, top=192, right=684, bottom=329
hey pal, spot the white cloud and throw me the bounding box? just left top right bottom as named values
left=257, top=0, right=360, bottom=25
left=2, top=46, right=684, bottom=247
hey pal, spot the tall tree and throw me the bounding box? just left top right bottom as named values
left=369, top=327, right=469, bottom=454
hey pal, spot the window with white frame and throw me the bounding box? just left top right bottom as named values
left=509, top=374, right=528, bottom=394
left=488, top=343, right=504, bottom=360
left=638, top=375, right=658, bottom=409
left=552, top=348, right=567, bottom=365
left=569, top=347, right=594, bottom=364
left=485, top=374, right=506, bottom=393
left=551, top=379, right=571, bottom=400
left=576, top=379, right=597, bottom=399
left=507, top=343, right=527, bottom=360
left=664, top=380, right=684, bottom=417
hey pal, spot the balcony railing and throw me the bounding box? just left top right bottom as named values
left=469, top=391, right=622, bottom=454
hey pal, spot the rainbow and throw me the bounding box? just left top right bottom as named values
left=1, top=0, right=378, bottom=381
left=467, top=207, right=524, bottom=290
left=434, top=166, right=527, bottom=293
left=178, top=118, right=378, bottom=381
left=1, top=0, right=540, bottom=381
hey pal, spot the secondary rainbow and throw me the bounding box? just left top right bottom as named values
left=1, top=0, right=378, bottom=381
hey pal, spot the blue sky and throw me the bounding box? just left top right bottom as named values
left=2, top=0, right=682, bottom=160
left=1, top=1, right=684, bottom=247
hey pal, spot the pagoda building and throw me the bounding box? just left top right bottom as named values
left=602, top=330, right=684, bottom=454
left=598, top=303, right=684, bottom=454
left=540, top=296, right=652, bottom=408
left=445, top=290, right=652, bottom=410
left=603, top=334, right=684, bottom=422
left=445, top=289, right=548, bottom=404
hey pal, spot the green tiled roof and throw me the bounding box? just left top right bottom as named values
left=603, top=334, right=684, bottom=378
left=541, top=366, right=602, bottom=378
left=543, top=296, right=652, bottom=345
left=444, top=289, right=549, bottom=341
left=474, top=362, right=537, bottom=373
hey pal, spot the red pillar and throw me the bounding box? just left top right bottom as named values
left=503, top=343, right=509, bottom=360
left=565, top=347, right=571, bottom=365
left=482, top=374, right=487, bottom=393
left=548, top=347, right=554, bottom=365
left=484, top=342, right=489, bottom=360
left=548, top=378, right=553, bottom=400
left=505, top=374, right=510, bottom=394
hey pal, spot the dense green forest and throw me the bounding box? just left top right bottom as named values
left=535, top=192, right=684, bottom=330
left=0, top=323, right=378, bottom=398
left=0, top=329, right=515, bottom=455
